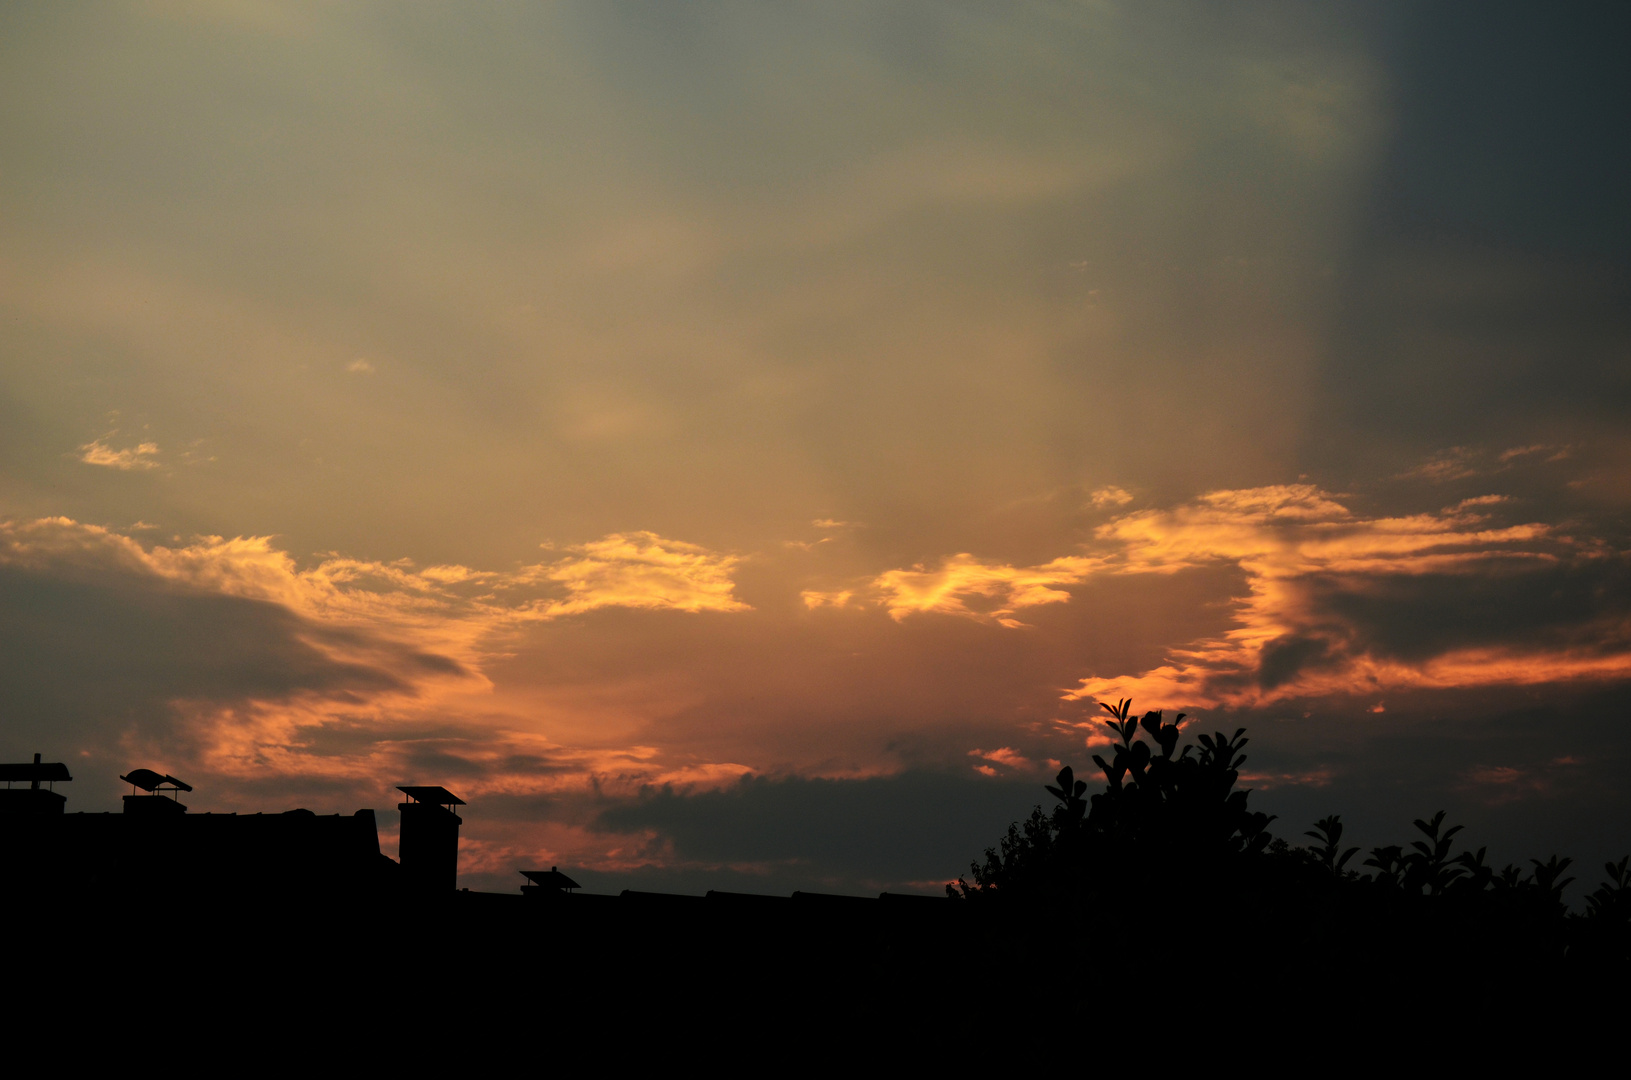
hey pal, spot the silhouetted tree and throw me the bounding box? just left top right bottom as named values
left=1586, top=857, right=1631, bottom=921
left=954, top=698, right=1631, bottom=995
left=1306, top=814, right=1359, bottom=876
left=953, top=699, right=1275, bottom=903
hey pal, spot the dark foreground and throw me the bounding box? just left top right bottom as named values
left=4, top=724, right=1628, bottom=1059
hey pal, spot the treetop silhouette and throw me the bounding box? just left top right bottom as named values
left=951, top=699, right=1630, bottom=982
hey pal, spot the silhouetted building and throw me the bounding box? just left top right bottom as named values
left=119, top=767, right=192, bottom=816
left=398, top=785, right=464, bottom=892
left=0, top=754, right=70, bottom=815
left=1, top=757, right=956, bottom=912
left=0, top=753, right=974, bottom=1045
left=0, top=758, right=423, bottom=900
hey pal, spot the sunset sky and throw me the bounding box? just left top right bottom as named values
left=3, top=1, right=1629, bottom=895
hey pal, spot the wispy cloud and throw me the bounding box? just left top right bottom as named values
left=517, top=532, right=749, bottom=618
left=968, top=746, right=1033, bottom=776
left=1456, top=758, right=1583, bottom=805
left=79, top=438, right=160, bottom=470
left=1498, top=444, right=1571, bottom=463
left=1401, top=446, right=1482, bottom=481
left=801, top=589, right=853, bottom=609
left=1403, top=444, right=1575, bottom=481
left=874, top=552, right=1108, bottom=628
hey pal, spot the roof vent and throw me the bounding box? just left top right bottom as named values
left=396, top=785, right=464, bottom=808
left=121, top=768, right=191, bottom=815
left=520, top=866, right=581, bottom=894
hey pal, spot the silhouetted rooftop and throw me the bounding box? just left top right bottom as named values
left=0, top=761, right=72, bottom=784
left=521, top=867, right=580, bottom=890
left=397, top=785, right=465, bottom=806
left=121, top=769, right=192, bottom=792
left=706, top=889, right=788, bottom=905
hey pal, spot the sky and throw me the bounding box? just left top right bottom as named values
left=2, top=1, right=1629, bottom=897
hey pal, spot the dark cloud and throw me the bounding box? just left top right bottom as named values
left=595, top=770, right=1044, bottom=888
left=1375, top=1, right=1631, bottom=258
left=0, top=565, right=402, bottom=748
left=1309, top=555, right=1631, bottom=662
left=554, top=680, right=1631, bottom=904
left=0, top=521, right=492, bottom=785
left=1257, top=633, right=1340, bottom=690
left=1314, top=2, right=1631, bottom=471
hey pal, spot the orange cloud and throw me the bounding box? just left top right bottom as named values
left=836, top=483, right=1630, bottom=712
left=1235, top=768, right=1334, bottom=789
left=516, top=531, right=750, bottom=618
left=79, top=437, right=160, bottom=470
left=0, top=517, right=755, bottom=798
left=968, top=746, right=1033, bottom=773
left=1065, top=484, right=1630, bottom=710
left=873, top=552, right=1108, bottom=628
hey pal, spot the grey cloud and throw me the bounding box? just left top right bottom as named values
left=1256, top=633, right=1341, bottom=690
left=1314, top=2, right=1631, bottom=473
left=1307, top=555, right=1631, bottom=664
left=595, top=770, right=1044, bottom=887
left=563, top=682, right=1631, bottom=903
left=1240, top=551, right=1631, bottom=693
left=0, top=557, right=448, bottom=759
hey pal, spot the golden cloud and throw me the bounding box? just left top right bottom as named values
left=838, top=483, right=1631, bottom=712
left=968, top=746, right=1033, bottom=776
left=517, top=531, right=750, bottom=618
left=0, top=517, right=753, bottom=798
left=873, top=552, right=1109, bottom=628
left=1, top=518, right=750, bottom=653
left=79, top=437, right=160, bottom=470
left=1066, top=484, right=1630, bottom=710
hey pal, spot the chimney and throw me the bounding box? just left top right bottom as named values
left=396, top=786, right=464, bottom=892
left=119, top=769, right=191, bottom=815
left=0, top=753, right=72, bottom=815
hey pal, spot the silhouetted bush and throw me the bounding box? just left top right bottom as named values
left=952, top=699, right=1630, bottom=998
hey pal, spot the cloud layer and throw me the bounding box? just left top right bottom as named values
left=829, top=484, right=1631, bottom=713
left=1070, top=485, right=1631, bottom=709
left=3, top=3, right=1629, bottom=895
left=6, top=471, right=1628, bottom=892
left=0, top=517, right=752, bottom=804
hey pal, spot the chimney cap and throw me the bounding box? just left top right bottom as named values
left=0, top=760, right=72, bottom=783
left=521, top=867, right=581, bottom=891
left=397, top=785, right=465, bottom=807
left=121, top=768, right=192, bottom=792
